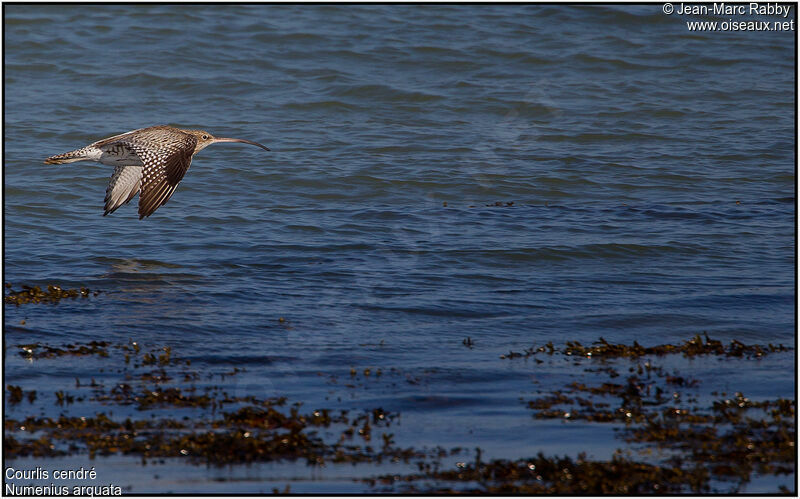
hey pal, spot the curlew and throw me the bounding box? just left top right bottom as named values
left=44, top=125, right=270, bottom=219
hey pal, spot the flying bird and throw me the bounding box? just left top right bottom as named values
left=44, top=125, right=270, bottom=219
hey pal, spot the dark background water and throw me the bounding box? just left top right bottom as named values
left=4, top=4, right=795, bottom=493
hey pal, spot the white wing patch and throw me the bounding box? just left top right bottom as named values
left=104, top=165, right=143, bottom=216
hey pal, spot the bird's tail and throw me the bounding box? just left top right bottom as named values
left=44, top=147, right=100, bottom=165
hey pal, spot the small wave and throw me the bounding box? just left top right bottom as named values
left=4, top=15, right=53, bottom=26
left=5, top=62, right=61, bottom=73
left=282, top=100, right=362, bottom=112
left=586, top=6, right=675, bottom=26
left=571, top=53, right=662, bottom=70
left=538, top=132, right=671, bottom=144
left=328, top=84, right=445, bottom=103
left=92, top=257, right=184, bottom=270
left=435, top=242, right=703, bottom=265
left=357, top=303, right=504, bottom=318
left=251, top=31, right=327, bottom=43
left=468, top=47, right=552, bottom=66
left=197, top=354, right=300, bottom=365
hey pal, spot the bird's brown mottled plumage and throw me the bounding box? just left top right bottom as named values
left=44, top=125, right=270, bottom=219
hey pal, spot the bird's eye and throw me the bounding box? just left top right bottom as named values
left=202, top=134, right=209, bottom=140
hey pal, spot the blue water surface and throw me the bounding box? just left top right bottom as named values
left=4, top=4, right=795, bottom=493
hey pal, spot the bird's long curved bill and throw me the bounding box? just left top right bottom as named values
left=213, top=137, right=271, bottom=151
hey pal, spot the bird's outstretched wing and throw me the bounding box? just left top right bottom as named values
left=104, top=165, right=143, bottom=216
left=95, top=127, right=197, bottom=219
left=131, top=142, right=194, bottom=219
left=90, top=126, right=155, bottom=148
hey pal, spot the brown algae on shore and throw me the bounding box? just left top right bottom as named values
left=17, top=341, right=110, bottom=359
left=4, top=283, right=100, bottom=305
left=4, top=335, right=795, bottom=493
left=501, top=335, right=794, bottom=493
left=6, top=341, right=426, bottom=467
left=499, top=334, right=789, bottom=360
left=364, top=452, right=709, bottom=493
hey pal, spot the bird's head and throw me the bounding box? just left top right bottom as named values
left=183, top=129, right=271, bottom=154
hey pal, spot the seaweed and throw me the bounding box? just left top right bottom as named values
left=4, top=336, right=795, bottom=494
left=4, top=283, right=100, bottom=305
left=500, top=334, right=789, bottom=360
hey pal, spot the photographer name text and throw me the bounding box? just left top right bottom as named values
left=674, top=3, right=792, bottom=17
